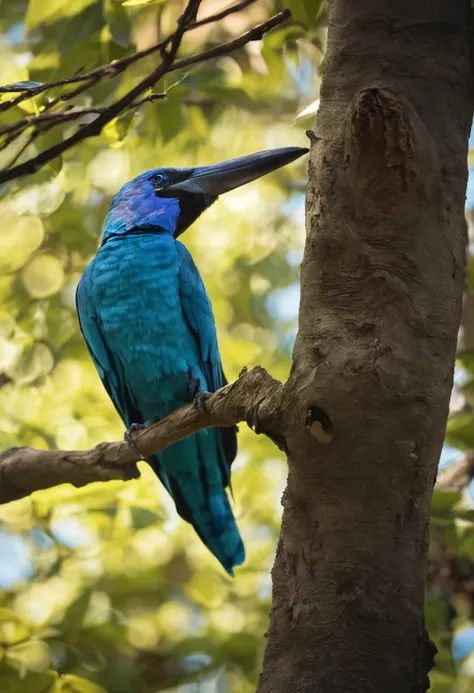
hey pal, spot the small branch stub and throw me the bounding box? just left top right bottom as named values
left=306, top=130, right=320, bottom=145
left=306, top=407, right=333, bottom=445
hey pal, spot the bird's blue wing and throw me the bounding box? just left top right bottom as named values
left=75, top=268, right=140, bottom=429
left=177, top=242, right=237, bottom=481
left=176, top=242, right=224, bottom=391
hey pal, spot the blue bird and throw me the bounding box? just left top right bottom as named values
left=76, top=146, right=308, bottom=574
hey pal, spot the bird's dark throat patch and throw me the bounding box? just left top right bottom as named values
left=170, top=192, right=217, bottom=237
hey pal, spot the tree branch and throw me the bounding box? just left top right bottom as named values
left=436, top=452, right=474, bottom=493
left=0, top=5, right=290, bottom=185
left=0, top=366, right=282, bottom=505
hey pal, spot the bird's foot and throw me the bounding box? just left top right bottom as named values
left=124, top=423, right=146, bottom=460
left=188, top=373, right=212, bottom=412
left=193, top=390, right=212, bottom=413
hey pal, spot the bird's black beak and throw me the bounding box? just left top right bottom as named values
left=164, top=147, right=308, bottom=196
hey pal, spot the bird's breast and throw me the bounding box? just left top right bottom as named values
left=90, top=234, right=196, bottom=380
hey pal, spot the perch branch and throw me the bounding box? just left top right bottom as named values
left=0, top=366, right=282, bottom=505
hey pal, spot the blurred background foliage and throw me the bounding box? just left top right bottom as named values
left=1, top=1, right=474, bottom=692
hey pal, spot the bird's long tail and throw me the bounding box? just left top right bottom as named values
left=148, top=429, right=245, bottom=575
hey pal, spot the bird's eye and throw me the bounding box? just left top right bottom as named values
left=151, top=173, right=165, bottom=186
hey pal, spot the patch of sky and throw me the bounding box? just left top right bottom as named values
left=258, top=572, right=272, bottom=601
left=266, top=283, right=300, bottom=323
left=29, top=527, right=55, bottom=551
left=182, top=653, right=213, bottom=674
left=50, top=516, right=95, bottom=548
left=285, top=51, right=313, bottom=97
left=267, top=192, right=305, bottom=329
left=3, top=23, right=23, bottom=46
left=439, top=443, right=462, bottom=471
left=0, top=530, right=33, bottom=588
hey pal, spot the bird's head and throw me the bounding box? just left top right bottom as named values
left=102, top=146, right=308, bottom=244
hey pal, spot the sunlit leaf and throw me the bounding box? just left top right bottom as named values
left=25, top=0, right=97, bottom=30
left=56, top=674, right=106, bottom=693
left=0, top=609, right=31, bottom=646
left=121, top=0, right=164, bottom=6
left=103, top=111, right=135, bottom=144
left=296, top=98, right=320, bottom=119
left=6, top=639, right=51, bottom=673
left=0, top=669, right=57, bottom=693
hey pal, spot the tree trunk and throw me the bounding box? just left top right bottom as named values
left=257, top=2, right=473, bottom=691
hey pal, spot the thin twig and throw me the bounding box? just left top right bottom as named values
left=168, top=10, right=290, bottom=74
left=0, top=107, right=104, bottom=137
left=0, top=98, right=167, bottom=144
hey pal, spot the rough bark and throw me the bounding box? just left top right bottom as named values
left=256, top=2, right=473, bottom=692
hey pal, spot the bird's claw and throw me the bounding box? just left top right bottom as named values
left=193, top=390, right=212, bottom=413
left=124, top=423, right=146, bottom=460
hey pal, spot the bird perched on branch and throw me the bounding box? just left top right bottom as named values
left=76, top=146, right=308, bottom=574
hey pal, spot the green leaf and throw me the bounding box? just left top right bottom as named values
left=57, top=3, right=105, bottom=53
left=431, top=489, right=461, bottom=519
left=35, top=124, right=64, bottom=177
left=282, top=0, right=323, bottom=27
left=457, top=349, right=474, bottom=374
left=446, top=413, right=474, bottom=449
left=155, top=87, right=184, bottom=144
left=452, top=508, right=474, bottom=523
left=302, top=0, right=323, bottom=24
left=103, top=0, right=131, bottom=48
left=130, top=507, right=159, bottom=530
left=60, top=590, right=92, bottom=634
left=0, top=668, right=57, bottom=693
